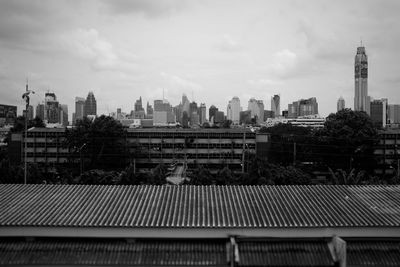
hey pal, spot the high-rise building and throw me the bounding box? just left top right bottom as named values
left=60, top=104, right=68, bottom=126
left=354, top=46, right=369, bottom=114
left=0, top=104, right=17, bottom=125
left=84, top=92, right=97, bottom=117
left=36, top=103, right=45, bottom=121
left=154, top=100, right=174, bottom=125
left=337, top=96, right=345, bottom=112
left=182, top=94, right=190, bottom=115
left=146, top=102, right=153, bottom=119
left=288, top=97, right=318, bottom=118
left=239, top=110, right=251, bottom=125
left=209, top=105, right=218, bottom=122
left=388, top=104, right=400, bottom=124
left=75, top=97, right=85, bottom=123
left=370, top=99, right=387, bottom=128
left=199, top=103, right=206, bottom=124
left=27, top=105, right=34, bottom=120
left=214, top=111, right=225, bottom=123
left=134, top=97, right=144, bottom=112
left=227, top=97, right=241, bottom=124
left=189, top=102, right=198, bottom=125
left=45, top=92, right=59, bottom=123
left=247, top=98, right=264, bottom=123
left=271, top=95, right=280, bottom=118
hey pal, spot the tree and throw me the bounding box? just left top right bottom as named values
left=10, top=116, right=45, bottom=133
left=64, top=115, right=125, bottom=170
left=314, top=109, right=378, bottom=173
left=259, top=123, right=313, bottom=165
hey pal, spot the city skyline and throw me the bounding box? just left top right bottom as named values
left=1, top=0, right=400, bottom=119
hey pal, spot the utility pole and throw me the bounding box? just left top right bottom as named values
left=293, top=141, right=296, bottom=166
left=22, top=80, right=35, bottom=184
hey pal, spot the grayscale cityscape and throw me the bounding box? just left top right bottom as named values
left=0, top=0, right=399, bottom=266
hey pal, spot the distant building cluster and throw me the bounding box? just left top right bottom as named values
left=351, top=45, right=400, bottom=128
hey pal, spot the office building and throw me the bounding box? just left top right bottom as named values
left=388, top=104, right=400, bottom=125
left=146, top=102, right=153, bottom=119
left=182, top=94, right=190, bottom=115
left=15, top=127, right=259, bottom=171
left=370, top=99, right=388, bottom=128
left=271, top=95, right=280, bottom=118
left=264, top=110, right=274, bottom=119
left=35, top=103, right=45, bottom=121
left=337, top=96, right=345, bottom=111
left=0, top=104, right=17, bottom=125
left=354, top=46, right=369, bottom=114
left=189, top=102, right=198, bottom=125
left=209, top=105, right=218, bottom=123
left=134, top=97, right=144, bottom=112
left=45, top=92, right=59, bottom=123
left=247, top=98, right=264, bottom=123
left=199, top=103, right=206, bottom=124
left=227, top=97, right=241, bottom=124
left=74, top=97, right=85, bottom=123
left=60, top=104, right=68, bottom=126
left=214, top=111, right=225, bottom=124
left=240, top=110, right=252, bottom=125
left=27, top=105, right=34, bottom=120
left=153, top=100, right=174, bottom=125
left=84, top=91, right=97, bottom=117
left=288, top=97, right=318, bottom=118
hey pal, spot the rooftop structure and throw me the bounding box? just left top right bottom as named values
left=0, top=184, right=399, bottom=266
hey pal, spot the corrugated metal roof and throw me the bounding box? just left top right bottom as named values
left=237, top=239, right=335, bottom=267
left=347, top=240, right=400, bottom=267
left=0, top=184, right=399, bottom=228
left=0, top=238, right=227, bottom=266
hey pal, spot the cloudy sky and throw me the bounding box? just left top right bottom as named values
left=1, top=0, right=400, bottom=119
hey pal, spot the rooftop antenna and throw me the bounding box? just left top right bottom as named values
left=192, top=90, right=194, bottom=102
left=163, top=88, right=165, bottom=101
left=360, top=37, right=363, bottom=47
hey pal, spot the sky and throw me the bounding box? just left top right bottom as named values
left=1, top=0, right=400, bottom=119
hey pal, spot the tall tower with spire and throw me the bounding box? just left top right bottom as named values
left=354, top=45, right=369, bottom=114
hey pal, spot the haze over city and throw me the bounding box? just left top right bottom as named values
left=1, top=0, right=400, bottom=119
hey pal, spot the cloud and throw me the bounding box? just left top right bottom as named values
left=101, top=0, right=186, bottom=17
left=0, top=0, right=74, bottom=52
left=61, top=28, right=137, bottom=73
left=248, top=79, right=283, bottom=87
left=269, top=49, right=298, bottom=78
left=217, top=34, right=243, bottom=52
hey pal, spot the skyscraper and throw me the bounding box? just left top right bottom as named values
left=45, top=92, right=59, bottom=123
left=36, top=103, right=45, bottom=121
left=370, top=99, right=387, bottom=128
left=227, top=97, right=241, bottom=124
left=60, top=104, right=68, bottom=126
left=288, top=97, right=318, bottom=118
left=209, top=105, right=218, bottom=122
left=247, top=98, right=264, bottom=123
left=199, top=103, right=206, bottom=124
left=84, top=92, right=97, bottom=117
left=134, top=97, right=144, bottom=112
left=271, top=95, right=280, bottom=118
left=75, top=97, right=85, bottom=123
left=354, top=46, right=369, bottom=114
left=337, top=96, right=345, bottom=111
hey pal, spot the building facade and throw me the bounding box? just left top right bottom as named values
left=247, top=98, right=264, bottom=123
left=354, top=46, right=369, bottom=114
left=288, top=97, right=318, bottom=118
left=271, top=94, right=280, bottom=118
left=337, top=96, right=345, bottom=111
left=227, top=97, right=241, bottom=124
left=370, top=99, right=388, bottom=128
left=84, top=91, right=97, bottom=117
left=74, top=97, right=85, bottom=123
